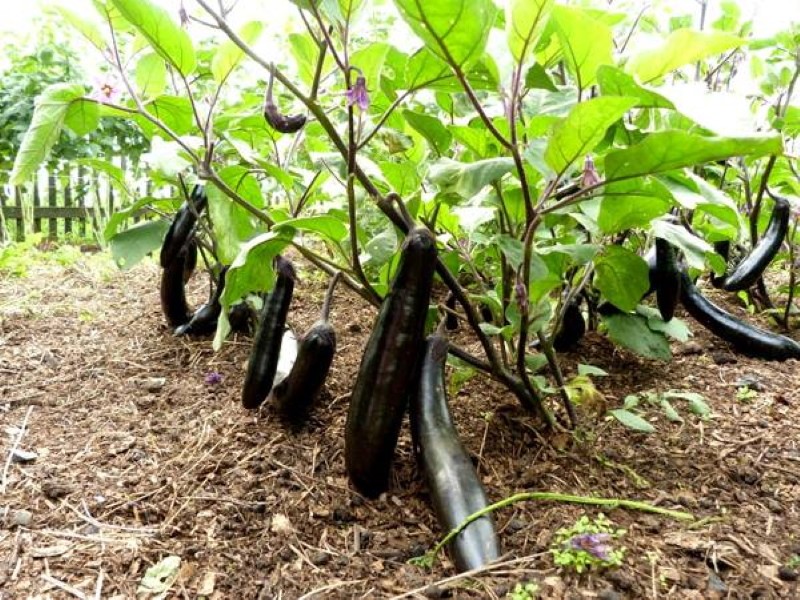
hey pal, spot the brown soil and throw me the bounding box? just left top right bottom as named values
left=1, top=253, right=799, bottom=599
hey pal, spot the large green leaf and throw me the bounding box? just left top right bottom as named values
left=47, top=6, right=106, bottom=52
left=403, top=109, right=452, bottom=156
left=111, top=0, right=196, bottom=75
left=143, top=96, right=194, bottom=135
left=75, top=158, right=130, bottom=198
left=597, top=177, right=673, bottom=233
left=339, top=0, right=365, bottom=23
left=10, top=83, right=85, bottom=185
left=626, top=29, right=743, bottom=83
left=594, top=246, right=649, bottom=311
left=604, top=131, right=783, bottom=181
left=211, top=21, right=264, bottom=84
left=351, top=43, right=391, bottom=94
left=135, top=52, right=168, bottom=98
left=274, top=215, right=348, bottom=245
left=596, top=66, right=673, bottom=108
left=64, top=99, right=100, bottom=136
left=428, top=157, right=515, bottom=198
left=506, top=0, right=554, bottom=63
left=393, top=0, right=496, bottom=69
left=219, top=232, right=291, bottom=315
left=544, top=96, right=637, bottom=174
left=551, top=5, right=613, bottom=89
left=651, top=220, right=720, bottom=271
left=109, top=219, right=170, bottom=270
left=603, top=312, right=672, bottom=361
left=609, top=408, right=656, bottom=432
left=208, top=166, right=263, bottom=263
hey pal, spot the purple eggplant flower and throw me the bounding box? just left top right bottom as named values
left=204, top=371, right=223, bottom=385
left=580, top=155, right=601, bottom=189
left=89, top=75, right=122, bottom=105
left=345, top=76, right=369, bottom=111
left=569, top=532, right=613, bottom=561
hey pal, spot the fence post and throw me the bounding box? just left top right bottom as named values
left=64, top=167, right=73, bottom=237
left=48, top=173, right=58, bottom=239
left=14, top=187, right=24, bottom=241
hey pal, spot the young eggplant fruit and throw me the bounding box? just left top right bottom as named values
left=160, top=185, right=207, bottom=268
left=345, top=227, right=438, bottom=498
left=160, top=245, right=193, bottom=328
left=273, top=273, right=341, bottom=426
left=680, top=271, right=800, bottom=360
left=654, top=238, right=681, bottom=322
left=411, top=331, right=501, bottom=572
left=553, top=299, right=586, bottom=351
left=174, top=267, right=228, bottom=337
left=263, top=69, right=306, bottom=134
left=241, top=256, right=297, bottom=409
left=718, top=195, right=790, bottom=291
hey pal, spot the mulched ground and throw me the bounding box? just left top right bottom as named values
left=1, top=249, right=799, bottom=599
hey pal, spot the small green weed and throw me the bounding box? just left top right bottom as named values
left=507, top=581, right=539, bottom=599
left=551, top=514, right=625, bottom=574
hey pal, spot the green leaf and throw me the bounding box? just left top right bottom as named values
left=144, top=95, right=194, bottom=135
left=609, top=408, right=655, bottom=433
left=289, top=33, right=322, bottom=85
left=551, top=6, right=613, bottom=90
left=428, top=157, right=515, bottom=198
left=64, top=99, right=100, bottom=136
left=626, top=29, right=743, bottom=84
left=379, top=161, right=421, bottom=197
left=637, top=306, right=691, bottom=342
left=10, top=83, right=86, bottom=185
left=104, top=195, right=171, bottom=240
left=603, top=311, right=671, bottom=361
left=208, top=166, right=263, bottom=264
left=594, top=246, right=649, bottom=312
left=651, top=220, right=713, bottom=270
left=47, top=5, right=107, bottom=52
left=109, top=219, right=170, bottom=270
left=403, top=109, right=452, bottom=155
left=351, top=43, right=391, bottom=93
left=75, top=158, right=130, bottom=197
left=597, top=177, right=673, bottom=233
left=577, top=364, right=608, bottom=377
left=111, top=0, right=196, bottom=75
left=275, top=215, right=348, bottom=244
left=220, top=232, right=291, bottom=314
left=663, top=391, right=710, bottom=417
left=544, top=96, right=637, bottom=175
left=596, top=66, right=673, bottom=108
left=211, top=21, right=264, bottom=84
left=659, top=398, right=684, bottom=423
left=506, top=0, right=554, bottom=62
left=393, top=0, right=496, bottom=69
left=524, top=63, right=558, bottom=91
left=339, top=0, right=365, bottom=22
left=604, top=131, right=783, bottom=181
left=135, top=52, right=168, bottom=98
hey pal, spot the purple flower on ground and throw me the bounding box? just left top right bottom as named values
left=89, top=75, right=122, bottom=105
left=580, top=155, right=601, bottom=189
left=345, top=76, right=369, bottom=111
left=569, top=532, right=613, bottom=560
left=204, top=371, right=223, bottom=385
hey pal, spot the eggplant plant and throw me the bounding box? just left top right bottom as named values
left=9, top=0, right=799, bottom=426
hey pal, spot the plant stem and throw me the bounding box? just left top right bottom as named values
left=425, top=491, right=694, bottom=564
